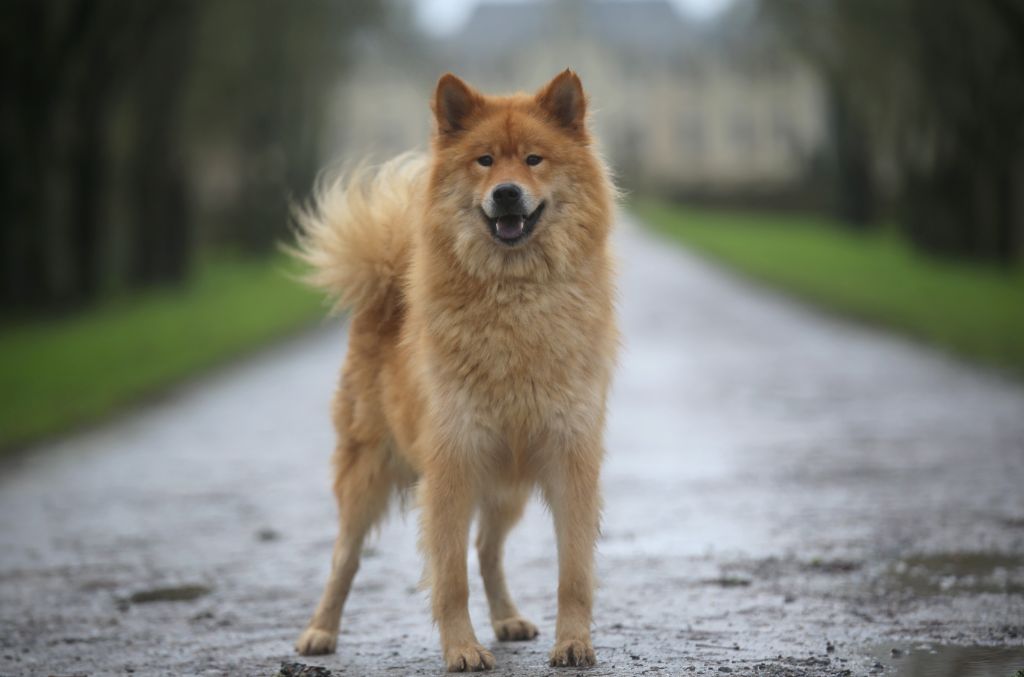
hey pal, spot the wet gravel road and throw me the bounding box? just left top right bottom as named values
left=2, top=218, right=1023, bottom=677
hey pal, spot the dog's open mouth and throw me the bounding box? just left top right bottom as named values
left=484, top=202, right=546, bottom=246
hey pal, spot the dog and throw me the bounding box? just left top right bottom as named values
left=291, top=70, right=617, bottom=672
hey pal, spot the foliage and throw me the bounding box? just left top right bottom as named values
left=0, top=0, right=383, bottom=312
left=637, top=201, right=1024, bottom=377
left=0, top=254, right=325, bottom=452
left=760, top=0, right=1024, bottom=262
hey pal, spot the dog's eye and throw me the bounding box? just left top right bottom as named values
left=477, top=155, right=493, bottom=167
left=526, top=155, right=543, bottom=166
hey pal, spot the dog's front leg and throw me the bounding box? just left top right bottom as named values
left=542, top=441, right=602, bottom=668
left=421, top=456, right=496, bottom=672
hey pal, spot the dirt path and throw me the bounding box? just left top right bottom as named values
left=2, top=218, right=1023, bottom=677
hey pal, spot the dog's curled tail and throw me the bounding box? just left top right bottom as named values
left=290, top=152, right=427, bottom=314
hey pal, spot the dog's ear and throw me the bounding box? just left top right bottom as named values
left=536, top=69, right=587, bottom=133
left=433, top=73, right=482, bottom=135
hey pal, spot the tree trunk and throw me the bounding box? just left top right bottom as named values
left=825, top=81, right=876, bottom=229
left=127, top=3, right=196, bottom=288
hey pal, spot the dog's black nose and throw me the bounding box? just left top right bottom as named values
left=492, top=183, right=523, bottom=210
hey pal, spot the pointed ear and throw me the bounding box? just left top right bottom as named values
left=433, top=73, right=482, bottom=135
left=536, top=69, right=587, bottom=133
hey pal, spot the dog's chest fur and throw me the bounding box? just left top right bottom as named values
left=419, top=273, right=612, bottom=449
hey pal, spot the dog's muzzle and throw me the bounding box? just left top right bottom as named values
left=482, top=183, right=545, bottom=246
left=487, top=204, right=545, bottom=245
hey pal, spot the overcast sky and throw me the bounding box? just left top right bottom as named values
left=414, top=0, right=734, bottom=36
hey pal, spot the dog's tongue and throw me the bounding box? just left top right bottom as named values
left=495, top=214, right=525, bottom=240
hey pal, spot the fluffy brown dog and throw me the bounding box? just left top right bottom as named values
left=292, top=70, right=617, bottom=672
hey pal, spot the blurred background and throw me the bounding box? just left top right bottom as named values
left=2, top=5, right=1024, bottom=676
left=1, top=0, right=1022, bottom=450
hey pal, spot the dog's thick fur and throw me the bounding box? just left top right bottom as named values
left=292, top=70, right=617, bottom=672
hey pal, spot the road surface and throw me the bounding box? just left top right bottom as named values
left=2, top=218, right=1023, bottom=677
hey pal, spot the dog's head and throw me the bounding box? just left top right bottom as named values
left=427, top=70, right=614, bottom=280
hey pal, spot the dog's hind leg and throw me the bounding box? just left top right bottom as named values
left=295, top=439, right=395, bottom=655
left=476, top=486, right=539, bottom=642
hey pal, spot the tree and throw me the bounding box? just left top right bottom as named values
left=893, top=0, right=1024, bottom=262
left=758, top=0, right=883, bottom=229
left=0, top=0, right=385, bottom=313
left=761, top=0, right=1024, bottom=262
left=184, top=0, right=385, bottom=254
left=0, top=1, right=196, bottom=308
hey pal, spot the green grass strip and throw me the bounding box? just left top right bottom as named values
left=0, top=254, right=326, bottom=452
left=635, top=200, right=1024, bottom=379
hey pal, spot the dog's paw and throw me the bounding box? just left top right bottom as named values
left=492, top=615, right=539, bottom=641
left=444, top=643, right=496, bottom=672
left=549, top=638, right=596, bottom=668
left=294, top=627, right=337, bottom=655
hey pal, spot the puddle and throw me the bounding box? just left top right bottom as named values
left=867, top=644, right=1024, bottom=676
left=129, top=584, right=212, bottom=603
left=256, top=527, right=280, bottom=542
left=803, top=557, right=862, bottom=574
left=888, top=552, right=1024, bottom=595
left=701, top=576, right=752, bottom=588
left=277, top=663, right=333, bottom=677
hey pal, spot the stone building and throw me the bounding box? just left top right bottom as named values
left=329, top=0, right=827, bottom=199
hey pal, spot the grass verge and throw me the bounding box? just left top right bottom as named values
left=634, top=200, right=1024, bottom=378
left=0, top=254, right=326, bottom=452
